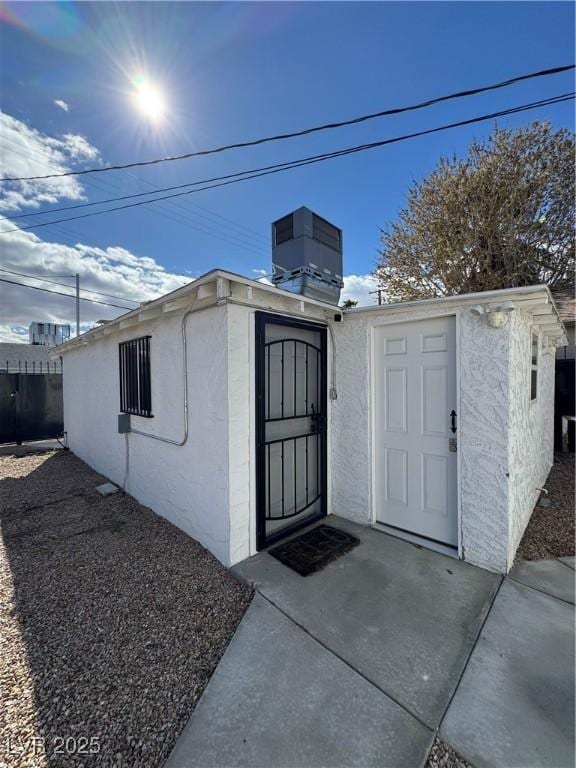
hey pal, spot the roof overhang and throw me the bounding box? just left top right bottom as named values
left=345, top=284, right=568, bottom=345
left=54, top=277, right=568, bottom=355
left=54, top=268, right=338, bottom=354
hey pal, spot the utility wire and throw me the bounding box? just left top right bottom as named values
left=4, top=92, right=573, bottom=225
left=0, top=140, right=270, bottom=256
left=1, top=63, right=573, bottom=183
left=0, top=267, right=142, bottom=304
left=0, top=135, right=269, bottom=244
left=0, top=277, right=136, bottom=310
left=0, top=92, right=572, bottom=236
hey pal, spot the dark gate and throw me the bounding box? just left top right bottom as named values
left=555, top=359, right=575, bottom=452
left=255, top=312, right=327, bottom=550
left=0, top=367, right=63, bottom=444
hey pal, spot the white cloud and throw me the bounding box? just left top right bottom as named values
left=0, top=226, right=191, bottom=342
left=54, top=99, right=70, bottom=113
left=60, top=133, right=99, bottom=161
left=0, top=325, right=28, bottom=344
left=0, top=227, right=379, bottom=340
left=0, top=112, right=381, bottom=343
left=341, top=274, right=379, bottom=306
left=0, top=113, right=190, bottom=342
left=251, top=267, right=272, bottom=285
left=0, top=112, right=100, bottom=213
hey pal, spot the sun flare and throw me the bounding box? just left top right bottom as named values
left=131, top=76, right=167, bottom=122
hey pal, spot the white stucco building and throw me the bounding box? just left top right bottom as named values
left=56, top=267, right=566, bottom=575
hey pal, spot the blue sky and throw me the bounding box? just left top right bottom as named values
left=0, top=1, right=574, bottom=339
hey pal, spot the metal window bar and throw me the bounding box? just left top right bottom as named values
left=281, top=441, right=285, bottom=518
left=266, top=346, right=270, bottom=420
left=119, top=336, right=152, bottom=417
left=281, top=340, right=284, bottom=419
left=293, top=340, right=297, bottom=418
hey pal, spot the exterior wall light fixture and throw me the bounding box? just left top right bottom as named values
left=543, top=334, right=566, bottom=354
left=470, top=301, right=515, bottom=328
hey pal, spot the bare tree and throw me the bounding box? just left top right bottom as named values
left=375, top=122, right=575, bottom=302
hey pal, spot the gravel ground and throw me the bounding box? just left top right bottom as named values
left=0, top=449, right=252, bottom=768
left=516, top=452, right=575, bottom=562
left=426, top=739, right=473, bottom=768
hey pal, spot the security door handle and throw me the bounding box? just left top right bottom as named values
left=310, top=403, right=323, bottom=434
left=450, top=410, right=457, bottom=434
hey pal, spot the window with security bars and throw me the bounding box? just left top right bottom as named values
left=119, top=336, right=153, bottom=417
left=312, top=214, right=341, bottom=251
left=274, top=214, right=294, bottom=245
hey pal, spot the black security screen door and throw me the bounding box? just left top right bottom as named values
left=255, top=312, right=328, bottom=549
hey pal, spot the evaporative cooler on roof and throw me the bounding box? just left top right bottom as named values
left=271, top=207, right=344, bottom=305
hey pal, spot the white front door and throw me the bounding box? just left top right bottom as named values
left=374, top=316, right=458, bottom=547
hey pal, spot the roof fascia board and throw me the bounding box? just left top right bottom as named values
left=347, top=284, right=565, bottom=335
left=345, top=284, right=550, bottom=316
left=57, top=269, right=337, bottom=353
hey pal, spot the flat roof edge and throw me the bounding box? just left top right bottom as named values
left=345, top=284, right=566, bottom=337
left=55, top=269, right=338, bottom=353
left=345, top=284, right=551, bottom=314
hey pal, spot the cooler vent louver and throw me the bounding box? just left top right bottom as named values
left=274, top=214, right=294, bottom=246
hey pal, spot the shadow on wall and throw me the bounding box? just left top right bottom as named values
left=0, top=450, right=251, bottom=767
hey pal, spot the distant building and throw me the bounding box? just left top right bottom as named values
left=29, top=322, right=71, bottom=347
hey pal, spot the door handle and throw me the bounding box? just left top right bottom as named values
left=450, top=410, right=457, bottom=434
left=310, top=403, right=318, bottom=430
left=310, top=403, right=323, bottom=434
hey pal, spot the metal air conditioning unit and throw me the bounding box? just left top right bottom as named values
left=271, top=207, right=344, bottom=305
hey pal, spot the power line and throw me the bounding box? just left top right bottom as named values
left=0, top=139, right=270, bottom=256
left=0, top=92, right=572, bottom=236
left=1, top=63, right=573, bottom=183
left=0, top=267, right=142, bottom=304
left=0, top=276, right=136, bottom=310
left=0, top=134, right=269, bottom=244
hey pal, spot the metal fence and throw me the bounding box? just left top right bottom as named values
left=2, top=358, right=62, bottom=375
left=0, top=360, right=63, bottom=444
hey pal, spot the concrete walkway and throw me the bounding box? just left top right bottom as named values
left=167, top=518, right=575, bottom=768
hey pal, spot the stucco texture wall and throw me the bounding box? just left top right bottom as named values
left=329, top=314, right=372, bottom=525
left=507, top=310, right=555, bottom=567
left=226, top=303, right=253, bottom=564
left=63, top=305, right=232, bottom=564
left=224, top=294, right=335, bottom=564
left=331, top=300, right=554, bottom=574
left=458, top=309, right=511, bottom=572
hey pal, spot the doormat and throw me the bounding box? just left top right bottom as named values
left=269, top=525, right=360, bottom=577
